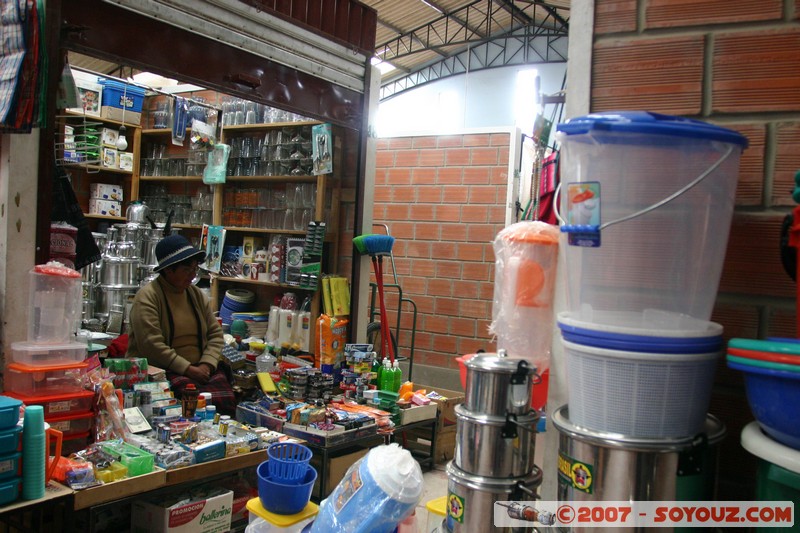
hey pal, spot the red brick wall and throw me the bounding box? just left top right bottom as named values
left=373, top=133, right=512, bottom=370
left=592, top=0, right=800, bottom=500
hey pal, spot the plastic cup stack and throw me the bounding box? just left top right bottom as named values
left=22, top=406, right=46, bottom=500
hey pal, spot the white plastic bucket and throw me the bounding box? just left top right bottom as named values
left=562, top=338, right=719, bottom=438
left=556, top=112, right=748, bottom=330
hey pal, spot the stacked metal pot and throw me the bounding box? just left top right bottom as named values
left=86, top=221, right=167, bottom=323
left=445, top=350, right=541, bottom=532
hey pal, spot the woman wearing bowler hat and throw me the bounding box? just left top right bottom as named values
left=127, top=234, right=235, bottom=415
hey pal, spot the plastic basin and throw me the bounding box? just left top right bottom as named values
left=728, top=360, right=800, bottom=449
left=257, top=461, right=317, bottom=515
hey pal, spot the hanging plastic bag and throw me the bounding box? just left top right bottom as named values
left=203, top=143, right=230, bottom=184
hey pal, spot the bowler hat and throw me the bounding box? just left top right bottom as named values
left=154, top=234, right=206, bottom=273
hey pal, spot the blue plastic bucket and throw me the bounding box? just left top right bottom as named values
left=257, top=460, right=317, bottom=515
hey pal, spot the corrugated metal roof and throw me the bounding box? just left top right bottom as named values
left=69, top=0, right=570, bottom=90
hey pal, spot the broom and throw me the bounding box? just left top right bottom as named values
left=353, top=234, right=396, bottom=363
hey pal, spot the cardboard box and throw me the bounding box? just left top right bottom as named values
left=119, top=152, right=134, bottom=171
left=399, top=402, right=438, bottom=425
left=100, top=105, right=142, bottom=126
left=90, top=183, right=123, bottom=201
left=241, top=236, right=262, bottom=259
left=101, top=127, right=119, bottom=147
left=103, top=147, right=119, bottom=168
left=67, top=70, right=102, bottom=117
left=419, top=385, right=465, bottom=429
left=406, top=425, right=457, bottom=464
left=131, top=489, right=233, bottom=533
left=310, top=448, right=369, bottom=497
left=89, top=199, right=122, bottom=217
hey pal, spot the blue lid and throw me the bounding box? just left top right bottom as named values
left=558, top=321, right=723, bottom=354
left=0, top=396, right=22, bottom=412
left=556, top=111, right=749, bottom=147
left=99, top=79, right=146, bottom=95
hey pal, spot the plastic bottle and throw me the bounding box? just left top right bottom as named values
left=370, top=354, right=381, bottom=386
left=380, top=359, right=393, bottom=391
left=255, top=352, right=277, bottom=373
left=392, top=360, right=402, bottom=393
left=205, top=404, right=217, bottom=421
left=182, top=383, right=200, bottom=418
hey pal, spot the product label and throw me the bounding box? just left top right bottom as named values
left=565, top=181, right=601, bottom=247
left=447, top=492, right=466, bottom=524
left=558, top=451, right=594, bottom=494
left=50, top=400, right=71, bottom=413
left=0, top=459, right=12, bottom=474
left=333, top=466, right=364, bottom=514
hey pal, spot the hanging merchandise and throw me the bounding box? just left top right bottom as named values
left=489, top=221, right=559, bottom=372
left=171, top=96, right=188, bottom=145
left=203, top=143, right=230, bottom=185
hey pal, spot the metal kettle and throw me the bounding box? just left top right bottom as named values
left=126, top=201, right=150, bottom=224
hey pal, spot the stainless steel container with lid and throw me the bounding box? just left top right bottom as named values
left=454, top=404, right=539, bottom=478
left=464, top=351, right=537, bottom=417
left=101, top=257, right=140, bottom=286
left=445, top=461, right=542, bottom=533
left=96, top=285, right=138, bottom=319
left=552, top=406, right=726, bottom=507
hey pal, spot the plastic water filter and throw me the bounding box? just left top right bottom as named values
left=311, top=444, right=423, bottom=533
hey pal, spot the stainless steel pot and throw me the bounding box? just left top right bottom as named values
left=446, top=461, right=542, bottom=533
left=96, top=285, right=138, bottom=319
left=552, top=406, right=726, bottom=507
left=125, top=202, right=150, bottom=224
left=101, top=257, right=140, bottom=286
left=464, top=351, right=536, bottom=417
left=454, top=404, right=538, bottom=478
left=115, top=222, right=146, bottom=244
left=140, top=227, right=164, bottom=267
left=82, top=299, right=95, bottom=321
left=138, top=266, right=158, bottom=287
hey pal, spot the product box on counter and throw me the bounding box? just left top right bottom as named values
left=89, top=198, right=122, bottom=217
left=282, top=421, right=378, bottom=447
left=131, top=488, right=233, bottom=533
left=418, top=384, right=465, bottom=430
left=399, top=403, right=438, bottom=425
left=90, top=183, right=123, bottom=201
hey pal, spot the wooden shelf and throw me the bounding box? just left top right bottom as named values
left=215, top=276, right=314, bottom=290
left=63, top=163, right=133, bottom=175
left=85, top=213, right=126, bottom=221
left=225, top=175, right=317, bottom=183
left=173, top=223, right=204, bottom=230
left=223, top=121, right=320, bottom=133
left=222, top=226, right=305, bottom=235
left=61, top=110, right=140, bottom=128
left=139, top=175, right=203, bottom=181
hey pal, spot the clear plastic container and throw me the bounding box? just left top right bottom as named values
left=9, top=341, right=87, bottom=367
left=556, top=112, right=748, bottom=331
left=4, top=362, right=88, bottom=396
left=28, top=263, right=82, bottom=344
left=46, top=411, right=94, bottom=438
left=3, top=390, right=95, bottom=418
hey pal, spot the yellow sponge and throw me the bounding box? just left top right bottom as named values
left=257, top=372, right=277, bottom=393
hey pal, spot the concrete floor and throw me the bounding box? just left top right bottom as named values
left=415, top=465, right=449, bottom=532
